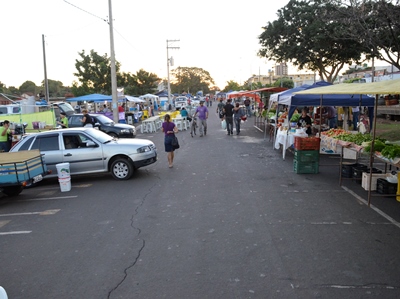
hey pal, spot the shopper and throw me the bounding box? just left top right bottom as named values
left=81, top=110, right=93, bottom=128
left=194, top=100, right=208, bottom=137
left=0, top=120, right=11, bottom=152
left=233, top=103, right=245, bottom=135
left=162, top=114, right=178, bottom=168
left=223, top=99, right=234, bottom=135
left=57, top=112, right=69, bottom=128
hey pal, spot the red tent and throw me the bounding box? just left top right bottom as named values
left=226, top=87, right=287, bottom=102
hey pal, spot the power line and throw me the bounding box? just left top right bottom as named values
left=63, top=0, right=107, bottom=23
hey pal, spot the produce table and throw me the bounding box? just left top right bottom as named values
left=274, top=129, right=295, bottom=160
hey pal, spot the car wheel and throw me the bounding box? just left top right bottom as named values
left=2, top=186, right=24, bottom=197
left=111, top=158, right=134, bottom=180
left=109, top=132, right=118, bottom=138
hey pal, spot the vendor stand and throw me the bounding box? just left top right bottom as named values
left=294, top=79, right=400, bottom=205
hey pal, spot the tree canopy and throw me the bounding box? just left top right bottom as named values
left=258, top=0, right=365, bottom=82
left=170, top=67, right=215, bottom=95
left=329, top=0, right=400, bottom=70
left=72, top=50, right=160, bottom=97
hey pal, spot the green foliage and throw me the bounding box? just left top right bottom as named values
left=258, top=0, right=365, bottom=82
left=72, top=49, right=122, bottom=96
left=223, top=80, right=241, bottom=92
left=273, top=78, right=294, bottom=89
left=19, top=80, right=37, bottom=94
left=330, top=0, right=400, bottom=71
left=171, top=67, right=215, bottom=94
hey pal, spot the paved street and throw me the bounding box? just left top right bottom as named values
left=1, top=110, right=400, bottom=299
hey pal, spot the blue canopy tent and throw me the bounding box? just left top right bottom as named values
left=276, top=81, right=375, bottom=118
left=65, top=93, right=112, bottom=103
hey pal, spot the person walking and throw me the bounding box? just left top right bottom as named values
left=223, top=98, right=234, bottom=135
left=233, top=102, right=245, bottom=135
left=216, top=98, right=225, bottom=120
left=244, top=98, right=251, bottom=118
left=162, top=114, right=178, bottom=168
left=194, top=100, right=208, bottom=137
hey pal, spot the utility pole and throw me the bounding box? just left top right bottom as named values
left=42, top=34, right=49, bottom=102
left=108, top=0, right=118, bottom=122
left=167, top=40, right=180, bottom=105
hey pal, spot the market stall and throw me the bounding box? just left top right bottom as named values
left=294, top=79, right=400, bottom=204
left=271, top=81, right=375, bottom=158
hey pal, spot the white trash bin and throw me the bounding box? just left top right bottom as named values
left=56, top=162, right=71, bottom=192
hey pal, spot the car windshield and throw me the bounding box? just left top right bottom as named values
left=84, top=128, right=114, bottom=143
left=93, top=114, right=114, bottom=125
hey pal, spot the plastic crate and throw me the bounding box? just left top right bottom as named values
left=294, top=137, right=321, bottom=151
left=294, top=150, right=319, bottom=163
left=362, top=172, right=387, bottom=191
left=293, top=160, right=319, bottom=174
left=376, top=178, right=398, bottom=194
left=341, top=162, right=359, bottom=178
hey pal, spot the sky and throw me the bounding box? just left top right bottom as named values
left=1, top=0, right=294, bottom=91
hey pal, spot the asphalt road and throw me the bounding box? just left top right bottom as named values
left=1, top=109, right=400, bottom=299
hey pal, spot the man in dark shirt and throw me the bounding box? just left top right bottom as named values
left=325, top=106, right=337, bottom=128
left=244, top=98, right=251, bottom=118
left=223, top=99, right=234, bottom=135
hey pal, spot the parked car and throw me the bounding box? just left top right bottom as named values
left=67, top=114, right=136, bottom=138
left=10, top=128, right=157, bottom=180
left=174, top=97, right=189, bottom=109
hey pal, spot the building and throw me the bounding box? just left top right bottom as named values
left=246, top=72, right=316, bottom=87
left=275, top=63, right=288, bottom=76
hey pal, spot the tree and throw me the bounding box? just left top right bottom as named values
left=72, top=49, right=121, bottom=96
left=273, top=78, right=294, bottom=89
left=19, top=80, right=37, bottom=94
left=170, top=67, right=215, bottom=94
left=223, top=80, right=241, bottom=92
left=41, top=79, right=69, bottom=98
left=258, top=0, right=365, bottom=82
left=329, top=0, right=400, bottom=70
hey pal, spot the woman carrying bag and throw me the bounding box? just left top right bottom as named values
left=162, top=114, right=179, bottom=168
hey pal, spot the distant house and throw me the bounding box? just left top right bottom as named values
left=21, top=92, right=35, bottom=99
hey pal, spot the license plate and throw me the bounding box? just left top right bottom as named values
left=33, top=174, right=43, bottom=183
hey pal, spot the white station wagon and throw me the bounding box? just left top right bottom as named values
left=10, top=128, right=157, bottom=180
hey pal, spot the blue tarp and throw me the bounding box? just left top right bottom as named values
left=66, top=94, right=112, bottom=102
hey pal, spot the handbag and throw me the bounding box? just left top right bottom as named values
left=221, top=119, right=227, bottom=130
left=171, top=136, right=180, bottom=150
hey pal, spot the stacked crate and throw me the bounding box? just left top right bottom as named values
left=293, top=137, right=320, bottom=174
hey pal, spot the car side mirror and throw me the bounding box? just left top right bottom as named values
left=85, top=141, right=97, bottom=147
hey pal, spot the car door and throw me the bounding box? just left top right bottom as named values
left=61, top=132, right=105, bottom=174
left=29, top=133, right=63, bottom=175
left=68, top=115, right=83, bottom=128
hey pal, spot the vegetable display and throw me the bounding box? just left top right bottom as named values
left=322, top=129, right=399, bottom=159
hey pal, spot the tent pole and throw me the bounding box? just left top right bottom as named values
left=319, top=95, right=323, bottom=135
left=367, top=94, right=379, bottom=207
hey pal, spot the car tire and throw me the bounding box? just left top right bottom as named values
left=108, top=132, right=118, bottom=138
left=2, top=186, right=24, bottom=197
left=111, top=158, right=134, bottom=180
